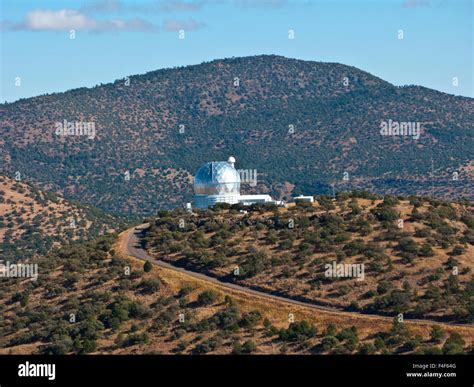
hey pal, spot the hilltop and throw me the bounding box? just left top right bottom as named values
left=1, top=55, right=472, bottom=215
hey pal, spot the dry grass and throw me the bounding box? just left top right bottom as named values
left=115, top=229, right=474, bottom=349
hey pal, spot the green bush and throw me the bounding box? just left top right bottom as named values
left=430, top=325, right=444, bottom=343
left=233, top=340, right=257, bottom=354
left=197, top=290, right=219, bottom=306
left=442, top=333, right=465, bottom=354
left=143, top=261, right=153, bottom=272
left=137, top=278, right=161, bottom=294
left=279, top=321, right=316, bottom=342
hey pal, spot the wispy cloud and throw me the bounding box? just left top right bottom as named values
left=158, top=0, right=206, bottom=12
left=402, top=0, right=431, bottom=8
left=81, top=0, right=125, bottom=13
left=0, top=8, right=207, bottom=33
left=233, top=0, right=287, bottom=9
left=4, top=9, right=158, bottom=32
left=81, top=0, right=206, bottom=14
left=162, top=18, right=205, bottom=31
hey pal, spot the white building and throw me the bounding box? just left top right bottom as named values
left=193, top=157, right=278, bottom=209
left=294, top=195, right=314, bottom=203
left=238, top=194, right=274, bottom=205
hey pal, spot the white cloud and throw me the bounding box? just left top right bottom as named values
left=1, top=7, right=207, bottom=34
left=162, top=18, right=205, bottom=31
left=82, top=0, right=125, bottom=13
left=233, top=0, right=286, bottom=9
left=158, top=1, right=206, bottom=12
left=25, top=9, right=96, bottom=30
left=402, top=0, right=431, bottom=7
left=81, top=0, right=206, bottom=14
left=7, top=9, right=158, bottom=32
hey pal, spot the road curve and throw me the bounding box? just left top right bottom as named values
left=120, top=224, right=472, bottom=329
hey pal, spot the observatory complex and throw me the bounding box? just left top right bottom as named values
left=193, top=157, right=277, bottom=209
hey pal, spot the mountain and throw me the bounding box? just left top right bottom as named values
left=1, top=55, right=472, bottom=215
left=0, top=175, right=127, bottom=261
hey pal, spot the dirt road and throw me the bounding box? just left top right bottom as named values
left=118, top=224, right=474, bottom=334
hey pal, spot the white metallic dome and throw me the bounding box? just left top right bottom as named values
left=194, top=161, right=241, bottom=195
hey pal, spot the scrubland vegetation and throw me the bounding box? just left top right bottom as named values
left=1, top=232, right=472, bottom=355
left=144, top=192, right=474, bottom=323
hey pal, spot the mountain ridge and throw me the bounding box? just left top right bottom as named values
left=5, top=56, right=471, bottom=109
left=1, top=55, right=472, bottom=215
left=1, top=55, right=393, bottom=104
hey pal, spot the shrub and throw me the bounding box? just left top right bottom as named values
left=430, top=325, right=444, bottom=343
left=178, top=285, right=195, bottom=298
left=197, top=290, right=219, bottom=306
left=450, top=245, right=465, bottom=256
left=398, top=238, right=419, bottom=255
left=143, top=261, right=153, bottom=272
left=41, top=336, right=73, bottom=355
left=336, top=326, right=358, bottom=343
left=279, top=321, right=316, bottom=342
left=382, top=196, right=399, bottom=206
left=461, top=215, right=474, bottom=229
left=241, top=251, right=268, bottom=278
left=373, top=207, right=398, bottom=222
left=419, top=346, right=443, bottom=355
left=239, top=310, right=262, bottom=329
left=121, top=332, right=150, bottom=347
left=233, top=340, right=257, bottom=354
left=321, top=336, right=338, bottom=351
left=414, top=228, right=430, bottom=238
left=343, top=239, right=365, bottom=256
left=137, top=278, right=161, bottom=294
left=346, top=301, right=360, bottom=311
left=193, top=337, right=221, bottom=354
left=442, top=333, right=465, bottom=354
left=377, top=281, right=392, bottom=295
left=419, top=244, right=434, bottom=257
left=81, top=339, right=97, bottom=354
left=358, top=343, right=376, bottom=355
left=322, top=324, right=336, bottom=337
left=211, top=305, right=241, bottom=331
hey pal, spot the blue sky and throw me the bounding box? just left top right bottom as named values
left=1, top=0, right=472, bottom=102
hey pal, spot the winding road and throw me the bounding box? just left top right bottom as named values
left=119, top=224, right=473, bottom=330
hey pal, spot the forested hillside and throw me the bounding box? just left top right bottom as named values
left=1, top=55, right=472, bottom=215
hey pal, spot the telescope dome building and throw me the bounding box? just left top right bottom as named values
left=193, top=157, right=277, bottom=209
left=194, top=158, right=241, bottom=208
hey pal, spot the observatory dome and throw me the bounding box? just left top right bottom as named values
left=194, top=161, right=241, bottom=195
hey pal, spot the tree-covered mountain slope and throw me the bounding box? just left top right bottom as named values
left=1, top=55, right=472, bottom=215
